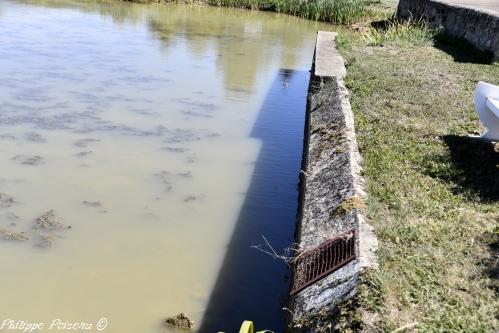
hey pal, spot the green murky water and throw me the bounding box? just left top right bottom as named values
left=0, top=1, right=329, bottom=332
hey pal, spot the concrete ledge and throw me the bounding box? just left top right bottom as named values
left=288, top=31, right=377, bottom=332
left=397, top=0, right=499, bottom=59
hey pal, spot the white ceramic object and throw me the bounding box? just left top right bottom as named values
left=474, top=81, right=499, bottom=141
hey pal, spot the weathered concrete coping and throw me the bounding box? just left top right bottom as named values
left=288, top=31, right=377, bottom=332
left=441, top=0, right=499, bottom=14
left=314, top=32, right=346, bottom=79
left=397, top=0, right=499, bottom=59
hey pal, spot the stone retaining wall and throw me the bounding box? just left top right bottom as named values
left=397, top=0, right=499, bottom=59
left=288, top=31, right=377, bottom=332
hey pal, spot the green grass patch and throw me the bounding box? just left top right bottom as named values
left=337, top=23, right=499, bottom=332
left=363, top=18, right=437, bottom=46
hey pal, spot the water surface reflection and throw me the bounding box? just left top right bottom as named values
left=0, top=1, right=329, bottom=331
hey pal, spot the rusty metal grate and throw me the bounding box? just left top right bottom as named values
left=291, top=228, right=356, bottom=295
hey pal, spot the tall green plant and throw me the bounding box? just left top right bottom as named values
left=207, top=0, right=368, bottom=24
left=363, top=18, right=437, bottom=46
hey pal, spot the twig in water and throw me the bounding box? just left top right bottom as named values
left=251, top=235, right=294, bottom=268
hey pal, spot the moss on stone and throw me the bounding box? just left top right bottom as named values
left=332, top=196, right=366, bottom=217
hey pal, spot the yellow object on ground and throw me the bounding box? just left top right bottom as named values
left=239, top=321, right=254, bottom=333
left=237, top=321, right=274, bottom=333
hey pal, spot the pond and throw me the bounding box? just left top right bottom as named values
left=0, top=1, right=329, bottom=332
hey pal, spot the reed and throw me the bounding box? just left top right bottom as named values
left=363, top=18, right=437, bottom=46
left=207, top=0, right=368, bottom=25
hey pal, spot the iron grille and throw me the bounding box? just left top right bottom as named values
left=291, top=228, right=356, bottom=295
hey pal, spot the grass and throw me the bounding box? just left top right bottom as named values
left=362, top=18, right=438, bottom=46
left=336, top=19, right=499, bottom=332
left=123, top=0, right=373, bottom=24
left=207, top=0, right=369, bottom=24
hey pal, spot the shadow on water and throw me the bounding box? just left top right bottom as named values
left=429, top=135, right=499, bottom=202
left=198, top=69, right=309, bottom=333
